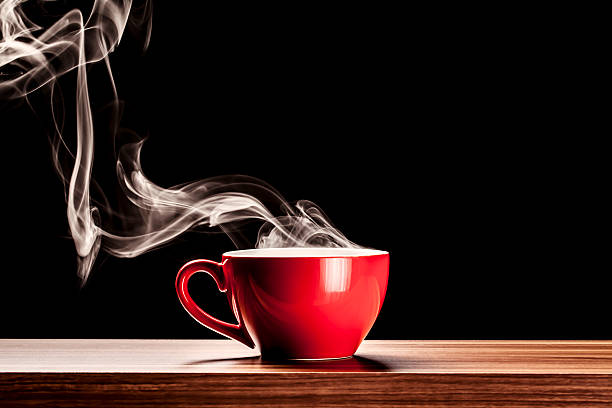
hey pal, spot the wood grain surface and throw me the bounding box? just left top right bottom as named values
left=1, top=340, right=611, bottom=407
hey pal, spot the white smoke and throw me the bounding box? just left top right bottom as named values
left=0, top=0, right=359, bottom=283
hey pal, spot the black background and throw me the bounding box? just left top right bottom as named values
left=1, top=2, right=608, bottom=339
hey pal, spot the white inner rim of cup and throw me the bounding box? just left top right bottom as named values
left=223, top=248, right=388, bottom=258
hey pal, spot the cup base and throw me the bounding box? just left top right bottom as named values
left=260, top=353, right=354, bottom=361
left=283, top=355, right=353, bottom=361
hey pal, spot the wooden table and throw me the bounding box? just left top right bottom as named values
left=1, top=340, right=611, bottom=407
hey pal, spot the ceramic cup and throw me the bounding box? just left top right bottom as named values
left=176, top=248, right=389, bottom=359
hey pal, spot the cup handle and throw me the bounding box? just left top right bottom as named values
left=176, top=259, right=255, bottom=348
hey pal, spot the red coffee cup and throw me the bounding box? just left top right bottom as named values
left=176, top=248, right=389, bottom=359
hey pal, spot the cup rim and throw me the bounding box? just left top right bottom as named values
left=223, top=247, right=388, bottom=258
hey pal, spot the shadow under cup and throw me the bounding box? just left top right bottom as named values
left=176, top=248, right=389, bottom=360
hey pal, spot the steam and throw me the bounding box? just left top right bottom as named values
left=0, top=0, right=359, bottom=283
